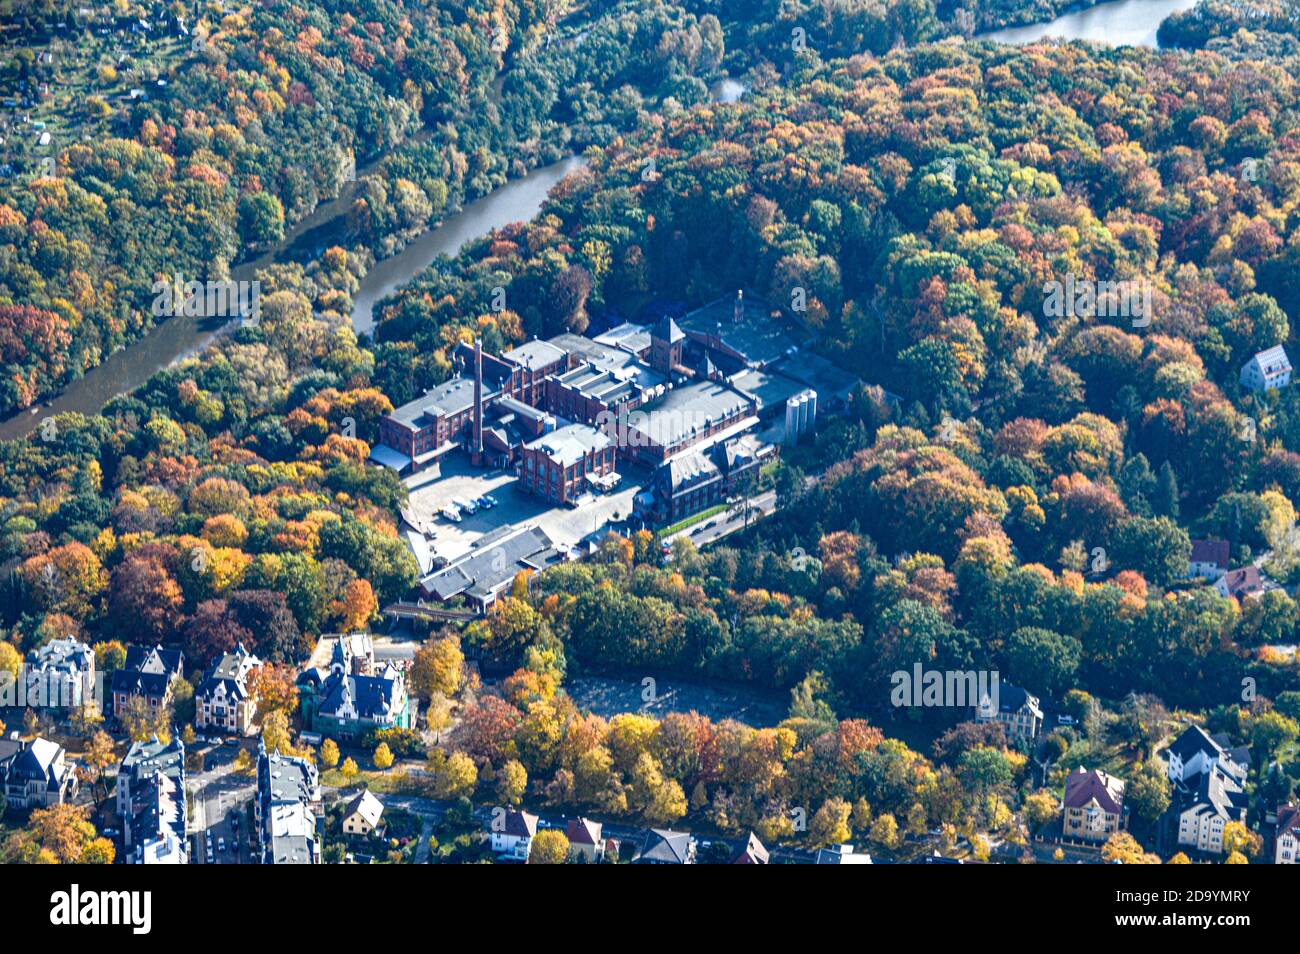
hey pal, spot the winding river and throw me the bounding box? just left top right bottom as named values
left=981, top=0, right=1200, bottom=46
left=0, top=2, right=1194, bottom=441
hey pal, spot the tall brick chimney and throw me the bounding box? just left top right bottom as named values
left=473, top=338, right=484, bottom=463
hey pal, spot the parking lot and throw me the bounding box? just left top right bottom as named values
left=404, top=454, right=645, bottom=563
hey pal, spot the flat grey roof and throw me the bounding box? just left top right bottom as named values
left=524, top=422, right=612, bottom=467
left=388, top=376, right=484, bottom=428
left=630, top=380, right=754, bottom=448
left=548, top=333, right=636, bottom=370
left=502, top=339, right=567, bottom=371
left=594, top=322, right=652, bottom=355
left=729, top=368, right=807, bottom=412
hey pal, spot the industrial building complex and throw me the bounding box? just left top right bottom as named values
left=370, top=292, right=859, bottom=609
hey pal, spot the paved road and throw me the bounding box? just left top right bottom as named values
left=187, top=738, right=257, bottom=865
left=667, top=490, right=778, bottom=549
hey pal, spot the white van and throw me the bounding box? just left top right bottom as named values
left=452, top=496, right=478, bottom=514
left=441, top=506, right=462, bottom=522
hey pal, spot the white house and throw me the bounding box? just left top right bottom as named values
left=489, top=809, right=538, bottom=861
left=1187, top=539, right=1229, bottom=580
left=1162, top=726, right=1249, bottom=855
left=1240, top=345, right=1292, bottom=392
left=0, top=736, right=79, bottom=808
left=1276, top=804, right=1300, bottom=864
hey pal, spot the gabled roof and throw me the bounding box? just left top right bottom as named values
left=638, top=828, right=693, bottom=863
left=316, top=668, right=403, bottom=722
left=731, top=831, right=769, bottom=864
left=1189, top=539, right=1229, bottom=567
left=566, top=816, right=602, bottom=846
left=1278, top=803, right=1300, bottom=838
left=499, top=809, right=538, bottom=839
left=343, top=790, right=385, bottom=828
left=1217, top=565, right=1263, bottom=597
left=1246, top=345, right=1291, bottom=373
left=113, top=645, right=184, bottom=698
left=198, top=644, right=259, bottom=698
left=1064, top=767, right=1125, bottom=814
left=1166, top=725, right=1223, bottom=765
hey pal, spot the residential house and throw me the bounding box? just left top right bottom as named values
left=1214, top=566, right=1264, bottom=601
left=814, top=843, right=872, bottom=864
left=297, top=633, right=411, bottom=739
left=489, top=809, right=538, bottom=861
left=1162, top=726, right=1250, bottom=855
left=1164, top=725, right=1249, bottom=785
left=565, top=817, right=604, bottom=863
left=635, top=828, right=696, bottom=864
left=256, top=745, right=321, bottom=864
left=731, top=831, right=770, bottom=864
left=341, top=790, right=385, bottom=836
left=0, top=735, right=78, bottom=808
left=1187, top=539, right=1230, bottom=580
left=196, top=643, right=261, bottom=735
left=975, top=681, right=1043, bottom=741
left=1240, top=345, right=1292, bottom=392
left=117, top=736, right=187, bottom=864
left=24, top=637, right=95, bottom=712
left=1275, top=803, right=1300, bottom=864
left=111, top=645, right=184, bottom=720
left=1062, top=767, right=1127, bottom=841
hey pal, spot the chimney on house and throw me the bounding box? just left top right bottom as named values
left=473, top=338, right=484, bottom=463
left=734, top=289, right=744, bottom=324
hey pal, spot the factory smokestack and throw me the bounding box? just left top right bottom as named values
left=473, top=338, right=484, bottom=463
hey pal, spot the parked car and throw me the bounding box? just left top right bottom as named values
left=218, top=837, right=226, bottom=853
left=453, top=496, right=478, bottom=514
left=476, top=495, right=495, bottom=509
left=441, top=507, right=462, bottom=522
left=482, top=494, right=499, bottom=508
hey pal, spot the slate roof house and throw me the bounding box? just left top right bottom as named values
left=1275, top=803, right=1300, bottom=864
left=974, top=680, right=1043, bottom=740
left=297, top=633, right=411, bottom=739
left=489, top=808, right=539, bottom=861
left=196, top=643, right=261, bottom=735
left=117, top=736, right=187, bottom=864
left=111, top=645, right=184, bottom=720
left=0, top=735, right=78, bottom=808
left=636, top=828, right=696, bottom=864
left=24, top=637, right=95, bottom=712
left=1062, top=767, right=1127, bottom=841
left=1161, top=725, right=1249, bottom=855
